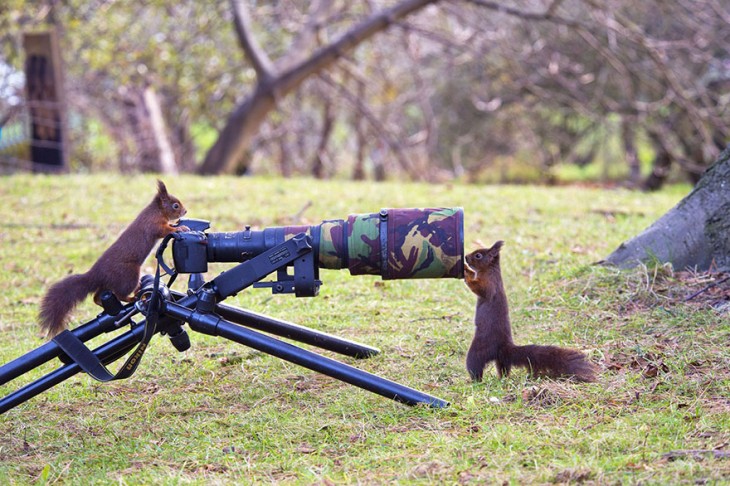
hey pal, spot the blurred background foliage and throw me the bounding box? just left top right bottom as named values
left=0, top=0, right=728, bottom=188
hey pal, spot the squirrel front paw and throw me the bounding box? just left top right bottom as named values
left=463, top=262, right=476, bottom=280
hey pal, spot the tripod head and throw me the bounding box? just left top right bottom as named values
left=138, top=275, right=191, bottom=352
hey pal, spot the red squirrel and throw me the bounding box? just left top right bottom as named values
left=39, top=180, right=188, bottom=339
left=463, top=241, right=597, bottom=382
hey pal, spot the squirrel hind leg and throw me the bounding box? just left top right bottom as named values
left=467, top=365, right=484, bottom=382
left=102, top=270, right=141, bottom=304
left=92, top=290, right=107, bottom=306
left=466, top=346, right=488, bottom=382
left=92, top=289, right=134, bottom=307
left=466, top=333, right=503, bottom=382
left=495, top=346, right=513, bottom=378
left=496, top=360, right=512, bottom=379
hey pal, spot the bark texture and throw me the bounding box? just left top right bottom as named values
left=603, top=144, right=730, bottom=271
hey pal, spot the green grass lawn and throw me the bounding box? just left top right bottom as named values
left=0, top=175, right=728, bottom=484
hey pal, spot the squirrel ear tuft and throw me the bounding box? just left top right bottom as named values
left=157, top=180, right=168, bottom=196
left=489, top=240, right=505, bottom=254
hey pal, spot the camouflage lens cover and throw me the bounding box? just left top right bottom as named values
left=281, top=207, right=464, bottom=280
left=318, top=220, right=347, bottom=270
left=346, top=213, right=382, bottom=276
left=343, top=208, right=464, bottom=279
left=383, top=207, right=464, bottom=279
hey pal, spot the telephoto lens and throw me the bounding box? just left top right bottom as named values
left=175, top=207, right=464, bottom=280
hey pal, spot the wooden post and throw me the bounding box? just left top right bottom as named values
left=23, top=30, right=68, bottom=172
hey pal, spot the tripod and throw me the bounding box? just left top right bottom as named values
left=0, top=233, right=449, bottom=414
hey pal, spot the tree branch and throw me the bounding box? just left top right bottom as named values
left=320, top=69, right=422, bottom=179
left=276, top=0, right=335, bottom=71
left=463, top=0, right=584, bottom=28
left=229, top=0, right=275, bottom=81
left=276, top=0, right=439, bottom=95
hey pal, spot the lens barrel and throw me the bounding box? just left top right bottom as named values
left=286, top=207, right=464, bottom=279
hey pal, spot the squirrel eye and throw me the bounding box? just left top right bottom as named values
left=474, top=253, right=483, bottom=260
left=172, top=203, right=180, bottom=210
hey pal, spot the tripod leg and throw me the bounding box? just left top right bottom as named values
left=165, top=301, right=449, bottom=408
left=215, top=303, right=379, bottom=359
left=0, top=325, right=145, bottom=414
left=170, top=291, right=380, bottom=359
left=0, top=340, right=61, bottom=387
left=0, top=310, right=123, bottom=386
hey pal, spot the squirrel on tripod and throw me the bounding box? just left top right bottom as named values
left=39, top=180, right=188, bottom=339
left=463, top=241, right=596, bottom=382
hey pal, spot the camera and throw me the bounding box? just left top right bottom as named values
left=172, top=207, right=464, bottom=286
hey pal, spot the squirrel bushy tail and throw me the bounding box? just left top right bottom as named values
left=504, top=344, right=596, bottom=382
left=466, top=337, right=597, bottom=383
left=509, top=344, right=596, bottom=381
left=39, top=273, right=97, bottom=338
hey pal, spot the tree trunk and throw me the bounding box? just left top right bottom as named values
left=198, top=85, right=277, bottom=175
left=621, top=118, right=641, bottom=186
left=352, top=78, right=367, bottom=180
left=603, top=144, right=730, bottom=272
left=642, top=131, right=673, bottom=191
left=171, top=110, right=197, bottom=172
left=143, top=86, right=178, bottom=175
left=123, top=87, right=158, bottom=172
left=279, top=133, right=293, bottom=177
left=121, top=85, right=178, bottom=174
left=311, top=102, right=334, bottom=179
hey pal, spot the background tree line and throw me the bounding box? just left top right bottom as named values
left=1, top=0, right=728, bottom=189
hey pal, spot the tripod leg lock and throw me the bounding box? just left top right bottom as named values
left=98, top=291, right=123, bottom=316
left=195, top=287, right=217, bottom=314
left=164, top=300, right=221, bottom=337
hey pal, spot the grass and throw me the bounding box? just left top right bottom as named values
left=0, top=175, right=728, bottom=484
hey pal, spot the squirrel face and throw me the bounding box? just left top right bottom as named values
left=464, top=241, right=505, bottom=299
left=155, top=180, right=187, bottom=222
left=465, top=240, right=504, bottom=272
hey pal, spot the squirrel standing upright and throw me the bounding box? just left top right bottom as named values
left=39, top=180, right=188, bottom=339
left=463, top=241, right=596, bottom=382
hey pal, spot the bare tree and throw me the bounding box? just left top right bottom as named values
left=427, top=0, right=730, bottom=186
left=198, top=0, right=439, bottom=175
